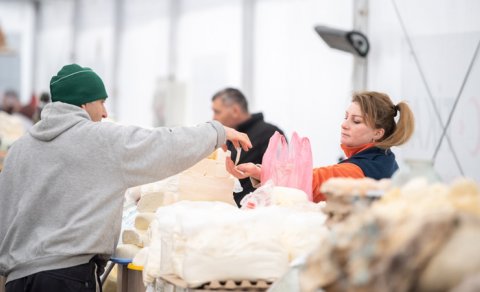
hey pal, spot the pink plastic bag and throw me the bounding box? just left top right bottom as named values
left=260, top=131, right=313, bottom=201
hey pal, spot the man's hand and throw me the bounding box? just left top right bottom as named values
left=223, top=126, right=252, bottom=152
left=225, top=159, right=261, bottom=180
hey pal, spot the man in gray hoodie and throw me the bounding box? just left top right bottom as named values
left=0, top=64, right=252, bottom=292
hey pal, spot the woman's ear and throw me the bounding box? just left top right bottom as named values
left=374, top=128, right=385, bottom=140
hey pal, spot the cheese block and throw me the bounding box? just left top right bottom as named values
left=207, top=148, right=228, bottom=161
left=114, top=244, right=141, bottom=259
left=163, top=191, right=179, bottom=206
left=270, top=186, right=309, bottom=206
left=176, top=157, right=236, bottom=205
left=135, top=213, right=156, bottom=230
left=125, top=186, right=142, bottom=203
left=137, top=191, right=166, bottom=212
left=185, top=158, right=231, bottom=178
left=178, top=173, right=235, bottom=205
left=137, top=191, right=179, bottom=212
left=122, top=229, right=149, bottom=247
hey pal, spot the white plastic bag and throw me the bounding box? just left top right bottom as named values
left=240, top=180, right=275, bottom=209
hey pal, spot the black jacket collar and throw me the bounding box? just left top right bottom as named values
left=236, top=113, right=264, bottom=132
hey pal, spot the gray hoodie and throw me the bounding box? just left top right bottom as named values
left=0, top=102, right=226, bottom=282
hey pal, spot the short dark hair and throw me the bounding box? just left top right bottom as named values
left=212, top=87, right=249, bottom=113
left=3, top=90, right=19, bottom=100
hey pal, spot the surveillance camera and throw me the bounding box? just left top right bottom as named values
left=314, top=25, right=370, bottom=57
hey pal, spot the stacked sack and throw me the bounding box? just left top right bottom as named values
left=140, top=194, right=329, bottom=286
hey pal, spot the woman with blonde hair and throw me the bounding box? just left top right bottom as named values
left=226, top=91, right=415, bottom=202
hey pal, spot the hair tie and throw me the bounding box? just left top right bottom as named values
left=393, top=105, right=399, bottom=117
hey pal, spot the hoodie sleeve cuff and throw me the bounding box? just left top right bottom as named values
left=207, top=120, right=226, bottom=148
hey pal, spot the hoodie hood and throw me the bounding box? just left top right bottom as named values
left=29, top=102, right=91, bottom=141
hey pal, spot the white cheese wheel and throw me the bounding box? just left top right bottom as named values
left=134, top=213, right=156, bottom=230
left=137, top=191, right=165, bottom=212
left=125, top=186, right=142, bottom=203
left=114, top=244, right=141, bottom=259
left=122, top=229, right=149, bottom=247
left=270, top=186, right=309, bottom=206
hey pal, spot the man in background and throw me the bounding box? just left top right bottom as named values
left=0, top=90, right=21, bottom=115
left=211, top=87, right=284, bottom=206
left=0, top=90, right=33, bottom=130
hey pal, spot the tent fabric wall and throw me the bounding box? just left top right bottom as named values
left=2, top=0, right=479, bottom=180
left=367, top=0, right=480, bottom=181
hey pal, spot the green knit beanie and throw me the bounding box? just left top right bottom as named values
left=50, top=64, right=108, bottom=106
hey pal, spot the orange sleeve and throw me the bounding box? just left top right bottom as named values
left=312, top=163, right=365, bottom=202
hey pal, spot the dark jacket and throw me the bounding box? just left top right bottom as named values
left=227, top=113, right=283, bottom=206
left=339, top=146, right=399, bottom=179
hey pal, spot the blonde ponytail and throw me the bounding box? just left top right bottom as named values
left=377, top=101, right=415, bottom=149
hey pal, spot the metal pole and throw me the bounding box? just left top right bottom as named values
left=31, top=0, right=41, bottom=96
left=111, top=0, right=124, bottom=120
left=70, top=0, right=80, bottom=63
left=242, top=0, right=255, bottom=105
left=352, top=0, right=369, bottom=91
left=167, top=0, right=179, bottom=82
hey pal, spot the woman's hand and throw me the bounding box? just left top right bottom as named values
left=225, top=158, right=261, bottom=180
left=223, top=126, right=252, bottom=152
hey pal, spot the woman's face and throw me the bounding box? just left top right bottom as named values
left=341, top=102, right=383, bottom=147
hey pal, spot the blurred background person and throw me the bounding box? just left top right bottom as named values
left=32, top=92, right=51, bottom=123
left=1, top=90, right=21, bottom=115
left=18, top=94, right=38, bottom=125
left=211, top=87, right=284, bottom=206
left=0, top=89, right=32, bottom=130
left=0, top=90, right=29, bottom=171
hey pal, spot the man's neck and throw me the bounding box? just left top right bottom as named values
left=234, top=113, right=251, bottom=127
